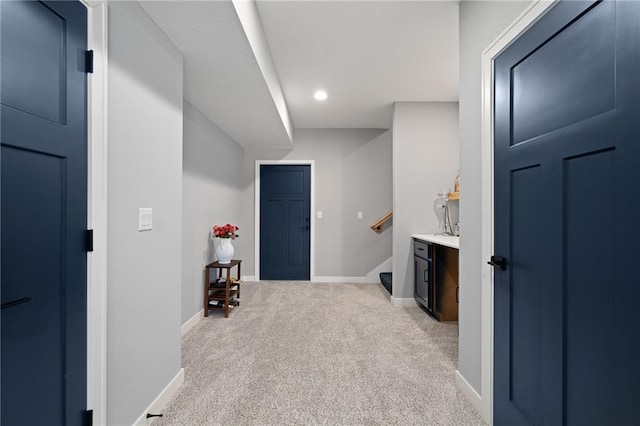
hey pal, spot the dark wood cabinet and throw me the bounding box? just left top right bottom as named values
left=434, top=246, right=458, bottom=321
left=413, top=238, right=458, bottom=321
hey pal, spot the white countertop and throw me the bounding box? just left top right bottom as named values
left=412, top=234, right=460, bottom=250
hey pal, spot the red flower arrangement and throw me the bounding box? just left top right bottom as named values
left=212, top=223, right=239, bottom=239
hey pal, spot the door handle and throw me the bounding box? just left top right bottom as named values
left=1, top=297, right=32, bottom=310
left=487, top=256, right=507, bottom=270
left=424, top=269, right=428, bottom=282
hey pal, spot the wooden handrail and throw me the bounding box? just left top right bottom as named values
left=370, top=212, right=393, bottom=234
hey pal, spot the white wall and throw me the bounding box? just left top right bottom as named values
left=458, top=0, right=531, bottom=395
left=107, top=3, right=183, bottom=424
left=182, top=100, right=245, bottom=325
left=242, top=129, right=392, bottom=278
left=392, top=102, right=459, bottom=300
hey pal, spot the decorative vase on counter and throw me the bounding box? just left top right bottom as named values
left=214, top=238, right=234, bottom=264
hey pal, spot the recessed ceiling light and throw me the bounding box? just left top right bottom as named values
left=313, top=90, right=328, bottom=101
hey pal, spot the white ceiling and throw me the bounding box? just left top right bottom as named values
left=140, top=0, right=293, bottom=149
left=140, top=0, right=459, bottom=149
left=256, top=0, right=459, bottom=129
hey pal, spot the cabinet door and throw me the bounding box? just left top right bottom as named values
left=414, top=256, right=431, bottom=309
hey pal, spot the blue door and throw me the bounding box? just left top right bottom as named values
left=1, top=1, right=88, bottom=424
left=260, top=165, right=311, bottom=280
left=493, top=1, right=640, bottom=424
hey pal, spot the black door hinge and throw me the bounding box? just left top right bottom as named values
left=86, top=229, right=94, bottom=252
left=85, top=409, right=93, bottom=426
left=86, top=50, right=94, bottom=73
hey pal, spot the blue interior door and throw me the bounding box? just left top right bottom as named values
left=1, top=1, right=88, bottom=424
left=493, top=1, right=640, bottom=424
left=260, top=165, right=311, bottom=280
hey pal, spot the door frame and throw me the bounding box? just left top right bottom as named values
left=477, top=1, right=556, bottom=423
left=83, top=1, right=108, bottom=425
left=254, top=160, right=315, bottom=281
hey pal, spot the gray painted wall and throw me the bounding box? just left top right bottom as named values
left=458, top=0, right=531, bottom=394
left=391, top=102, right=459, bottom=300
left=241, top=128, right=392, bottom=278
left=107, top=3, right=183, bottom=424
left=182, top=100, right=245, bottom=325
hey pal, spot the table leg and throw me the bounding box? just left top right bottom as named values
left=204, top=267, right=210, bottom=317
left=225, top=267, right=231, bottom=318
left=237, top=262, right=241, bottom=303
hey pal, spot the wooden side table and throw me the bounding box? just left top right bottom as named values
left=204, top=259, right=242, bottom=318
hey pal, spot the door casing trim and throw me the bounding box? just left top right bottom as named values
left=83, top=1, right=108, bottom=424
left=477, top=1, right=556, bottom=423
left=254, top=160, right=315, bottom=281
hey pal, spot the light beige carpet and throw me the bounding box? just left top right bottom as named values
left=155, top=282, right=486, bottom=425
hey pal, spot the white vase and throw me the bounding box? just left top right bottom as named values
left=214, top=238, right=234, bottom=264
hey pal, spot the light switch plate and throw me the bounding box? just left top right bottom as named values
left=138, top=208, right=152, bottom=231
left=317, top=211, right=323, bottom=219
left=357, top=211, right=363, bottom=220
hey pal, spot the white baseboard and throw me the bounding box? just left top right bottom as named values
left=312, top=276, right=377, bottom=283
left=455, top=370, right=485, bottom=421
left=390, top=297, right=418, bottom=307
left=309, top=259, right=392, bottom=284
left=133, top=368, right=185, bottom=425
left=365, top=257, right=392, bottom=282
left=181, top=309, right=203, bottom=337
left=249, top=275, right=382, bottom=284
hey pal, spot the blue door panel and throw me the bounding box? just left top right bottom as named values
left=287, top=200, right=304, bottom=267
left=510, top=2, right=616, bottom=145
left=508, top=165, right=543, bottom=425
left=264, top=200, right=284, bottom=265
left=269, top=169, right=304, bottom=194
left=494, top=1, right=640, bottom=424
left=1, top=1, right=88, bottom=425
left=260, top=165, right=310, bottom=280
left=564, top=149, right=616, bottom=425
left=1, top=146, right=66, bottom=424
left=1, top=1, right=68, bottom=124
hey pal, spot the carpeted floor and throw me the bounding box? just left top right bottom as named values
left=155, top=282, right=486, bottom=426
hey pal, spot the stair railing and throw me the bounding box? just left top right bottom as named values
left=370, top=212, right=393, bottom=234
